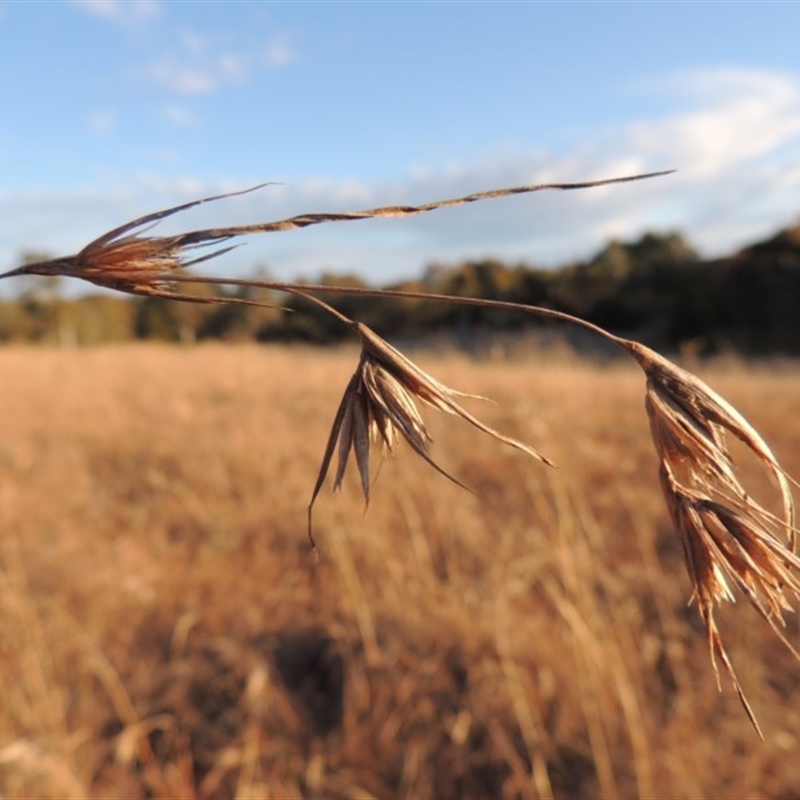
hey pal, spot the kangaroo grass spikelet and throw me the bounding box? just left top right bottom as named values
left=0, top=185, right=284, bottom=308
left=623, top=340, right=797, bottom=540
left=618, top=339, right=800, bottom=737
left=307, top=321, right=553, bottom=548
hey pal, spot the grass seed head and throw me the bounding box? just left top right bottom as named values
left=628, top=339, right=796, bottom=540
left=629, top=339, right=800, bottom=736
left=0, top=188, right=259, bottom=300
left=307, top=323, right=553, bottom=547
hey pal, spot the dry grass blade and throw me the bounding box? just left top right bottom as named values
left=624, top=338, right=800, bottom=735
left=308, top=323, right=553, bottom=547
left=0, top=171, right=672, bottom=299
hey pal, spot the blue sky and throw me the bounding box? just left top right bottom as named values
left=3, top=1, right=800, bottom=288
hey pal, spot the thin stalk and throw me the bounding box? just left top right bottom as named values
left=168, top=274, right=627, bottom=351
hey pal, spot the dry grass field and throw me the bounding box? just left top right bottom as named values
left=1, top=343, right=799, bottom=799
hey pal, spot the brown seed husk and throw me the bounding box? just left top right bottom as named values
left=629, top=338, right=800, bottom=736
left=308, top=324, right=553, bottom=547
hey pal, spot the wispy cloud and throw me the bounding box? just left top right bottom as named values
left=145, top=45, right=249, bottom=95
left=70, top=0, right=161, bottom=25
left=87, top=109, right=115, bottom=136
left=610, top=68, right=800, bottom=254
left=146, top=62, right=219, bottom=95
left=161, top=104, right=199, bottom=128
left=627, top=68, right=800, bottom=178
left=264, top=37, right=295, bottom=68
left=143, top=27, right=294, bottom=96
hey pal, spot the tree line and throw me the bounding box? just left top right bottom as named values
left=3, top=223, right=800, bottom=354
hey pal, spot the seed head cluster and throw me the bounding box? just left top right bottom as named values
left=3, top=170, right=798, bottom=735
left=308, top=321, right=553, bottom=545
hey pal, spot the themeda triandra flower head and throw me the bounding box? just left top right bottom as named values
left=308, top=322, right=553, bottom=543
left=621, top=338, right=800, bottom=737
left=628, top=340, right=795, bottom=532
left=0, top=188, right=259, bottom=300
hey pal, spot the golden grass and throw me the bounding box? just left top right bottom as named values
left=0, top=344, right=799, bottom=799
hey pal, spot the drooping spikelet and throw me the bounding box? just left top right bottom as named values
left=308, top=322, right=553, bottom=545
left=621, top=338, right=800, bottom=737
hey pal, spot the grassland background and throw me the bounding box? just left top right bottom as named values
left=0, top=343, right=799, bottom=799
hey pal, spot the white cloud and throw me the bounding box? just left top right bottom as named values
left=144, top=61, right=212, bottom=94
left=264, top=38, right=295, bottom=68
left=218, top=53, right=247, bottom=83
left=70, top=0, right=161, bottom=24
left=179, top=30, right=208, bottom=55
left=144, top=29, right=293, bottom=96
left=145, top=52, right=249, bottom=95
left=161, top=104, right=199, bottom=128
left=87, top=109, right=115, bottom=136
left=625, top=69, right=800, bottom=176
left=617, top=69, right=800, bottom=252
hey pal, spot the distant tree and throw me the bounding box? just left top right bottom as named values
left=14, top=251, right=73, bottom=343
left=69, top=296, right=135, bottom=344
left=712, top=226, right=800, bottom=353
left=200, top=281, right=282, bottom=341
